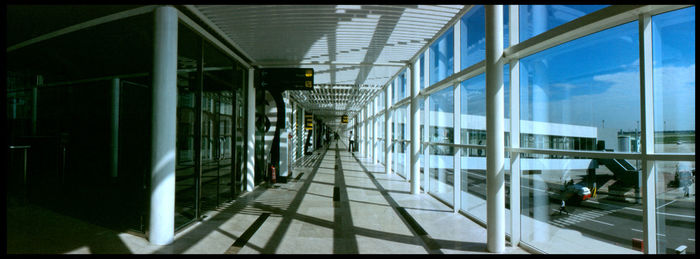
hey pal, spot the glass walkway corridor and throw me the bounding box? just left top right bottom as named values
left=6, top=5, right=695, bottom=254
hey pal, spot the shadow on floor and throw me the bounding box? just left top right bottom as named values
left=7, top=201, right=133, bottom=254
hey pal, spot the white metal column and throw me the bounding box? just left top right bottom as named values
left=280, top=93, right=291, bottom=180
left=149, top=5, right=177, bottom=246
left=362, top=108, right=367, bottom=156
left=110, top=78, right=120, bottom=179
left=373, top=97, right=378, bottom=164
left=453, top=19, right=462, bottom=213
left=423, top=49, right=431, bottom=193
left=366, top=104, right=371, bottom=158
left=486, top=5, right=505, bottom=253
left=410, top=63, right=420, bottom=194
left=639, top=13, right=657, bottom=254
left=385, top=84, right=392, bottom=175
left=508, top=4, right=521, bottom=248
left=246, top=68, right=256, bottom=192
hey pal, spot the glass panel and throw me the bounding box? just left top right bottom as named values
left=233, top=72, right=246, bottom=196
left=521, top=153, right=643, bottom=253
left=420, top=54, right=425, bottom=90
left=200, top=40, right=236, bottom=212
left=378, top=139, right=385, bottom=165
left=519, top=5, right=608, bottom=42
left=378, top=91, right=385, bottom=111
left=430, top=27, right=454, bottom=85
left=398, top=70, right=407, bottom=101
left=460, top=5, right=485, bottom=70
left=504, top=5, right=509, bottom=48
left=395, top=105, right=408, bottom=177
left=652, top=7, right=695, bottom=154
left=655, top=160, right=695, bottom=254
left=429, top=145, right=455, bottom=205
left=459, top=149, right=511, bottom=229
left=520, top=21, right=639, bottom=152
left=429, top=86, right=454, bottom=204
left=175, top=23, right=199, bottom=229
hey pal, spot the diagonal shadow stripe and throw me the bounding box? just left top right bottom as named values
left=350, top=153, right=443, bottom=254
left=259, top=142, right=330, bottom=253
left=333, top=144, right=359, bottom=253
left=224, top=213, right=270, bottom=254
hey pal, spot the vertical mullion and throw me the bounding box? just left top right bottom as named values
left=423, top=93, right=431, bottom=194
left=410, top=62, right=421, bottom=194
left=508, top=4, right=521, bottom=248
left=639, top=12, right=657, bottom=255
left=453, top=19, right=462, bottom=212
left=423, top=49, right=431, bottom=193
left=385, top=83, right=392, bottom=174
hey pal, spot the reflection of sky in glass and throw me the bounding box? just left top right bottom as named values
left=653, top=7, right=695, bottom=131
left=430, top=27, right=454, bottom=85
left=398, top=70, right=406, bottom=101
left=461, top=73, right=486, bottom=116
left=430, top=86, right=454, bottom=113
left=461, top=5, right=485, bottom=70
left=419, top=54, right=425, bottom=89
left=520, top=5, right=608, bottom=42
left=520, top=21, right=640, bottom=131
left=459, top=64, right=509, bottom=118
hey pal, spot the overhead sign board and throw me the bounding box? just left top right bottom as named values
left=305, top=113, right=313, bottom=130
left=341, top=115, right=348, bottom=123
left=255, top=68, right=314, bottom=91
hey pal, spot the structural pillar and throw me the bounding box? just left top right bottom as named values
left=486, top=5, right=505, bottom=253
left=409, top=63, right=420, bottom=195
left=384, top=84, right=392, bottom=175
left=110, top=78, right=120, bottom=179
left=423, top=48, right=431, bottom=193
left=149, top=5, right=178, bottom=246
left=453, top=19, right=462, bottom=212
left=246, top=67, right=256, bottom=192
left=508, top=4, right=521, bottom=247
left=373, top=98, right=378, bottom=163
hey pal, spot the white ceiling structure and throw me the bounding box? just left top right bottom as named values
left=190, top=4, right=466, bottom=127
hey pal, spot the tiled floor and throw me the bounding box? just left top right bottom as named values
left=7, top=140, right=528, bottom=254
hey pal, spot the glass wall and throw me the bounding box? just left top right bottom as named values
left=175, top=23, right=247, bottom=230
left=402, top=4, right=695, bottom=255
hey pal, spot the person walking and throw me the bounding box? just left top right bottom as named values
left=348, top=130, right=355, bottom=152
left=559, top=199, right=568, bottom=215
